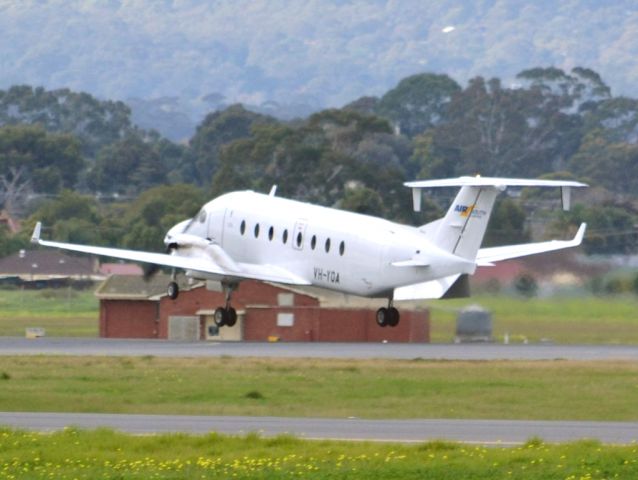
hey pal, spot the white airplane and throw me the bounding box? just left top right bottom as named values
left=31, top=176, right=587, bottom=328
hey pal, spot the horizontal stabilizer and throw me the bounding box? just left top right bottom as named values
left=406, top=176, right=587, bottom=212
left=476, top=223, right=586, bottom=265
left=405, top=176, right=588, bottom=189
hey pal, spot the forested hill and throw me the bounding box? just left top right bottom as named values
left=2, top=1, right=638, bottom=140
left=1, top=66, right=637, bottom=257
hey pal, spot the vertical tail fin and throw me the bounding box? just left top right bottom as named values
left=433, top=185, right=500, bottom=260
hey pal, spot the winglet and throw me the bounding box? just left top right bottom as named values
left=31, top=222, right=42, bottom=244
left=573, top=222, right=587, bottom=245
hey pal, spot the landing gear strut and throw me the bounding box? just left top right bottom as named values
left=376, top=298, right=400, bottom=328
left=214, top=282, right=238, bottom=327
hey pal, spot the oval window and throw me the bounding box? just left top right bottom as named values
left=310, top=235, right=317, bottom=250
left=339, top=241, right=345, bottom=256
left=282, top=229, right=288, bottom=244
left=240, top=220, right=246, bottom=235
left=296, top=232, right=303, bottom=248
left=268, top=226, right=274, bottom=241
left=325, top=238, right=331, bottom=253
left=254, top=223, right=260, bottom=238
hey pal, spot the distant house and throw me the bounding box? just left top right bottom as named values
left=96, top=274, right=430, bottom=343
left=0, top=249, right=100, bottom=288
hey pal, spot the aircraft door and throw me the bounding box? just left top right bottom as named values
left=207, top=208, right=228, bottom=246
left=292, top=220, right=307, bottom=250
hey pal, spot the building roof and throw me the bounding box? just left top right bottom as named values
left=99, top=263, right=144, bottom=276
left=0, top=249, right=97, bottom=278
left=95, top=273, right=200, bottom=300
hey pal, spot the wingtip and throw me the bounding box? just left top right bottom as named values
left=574, top=222, right=587, bottom=244
left=30, top=222, right=42, bottom=244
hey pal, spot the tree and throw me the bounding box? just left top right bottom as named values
left=569, top=130, right=638, bottom=195
left=26, top=190, right=102, bottom=245
left=0, top=85, right=133, bottom=158
left=516, top=67, right=611, bottom=111
left=376, top=73, right=461, bottom=137
left=211, top=109, right=417, bottom=222
left=187, top=105, right=277, bottom=186
left=430, top=76, right=582, bottom=178
left=483, top=198, right=529, bottom=247
left=88, top=134, right=168, bottom=195
left=120, top=184, right=205, bottom=251
left=0, top=125, right=83, bottom=216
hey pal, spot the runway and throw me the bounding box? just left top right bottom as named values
left=1, top=412, right=637, bottom=444
left=1, top=337, right=637, bottom=360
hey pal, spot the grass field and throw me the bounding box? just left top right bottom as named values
left=1, top=428, right=637, bottom=479
left=1, top=289, right=638, bottom=343
left=0, top=356, right=636, bottom=421
left=0, top=289, right=97, bottom=337
left=428, top=295, right=638, bottom=344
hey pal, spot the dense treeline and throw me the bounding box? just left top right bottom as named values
left=1, top=66, right=638, bottom=256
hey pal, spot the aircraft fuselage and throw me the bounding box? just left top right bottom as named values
left=166, top=191, right=474, bottom=298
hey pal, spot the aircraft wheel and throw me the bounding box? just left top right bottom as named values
left=387, top=307, right=400, bottom=327
left=226, top=308, right=237, bottom=327
left=376, top=307, right=388, bottom=327
left=214, top=307, right=227, bottom=327
left=167, top=281, right=179, bottom=300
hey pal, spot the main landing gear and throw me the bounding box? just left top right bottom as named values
left=167, top=270, right=179, bottom=300
left=214, top=282, right=238, bottom=328
left=376, top=299, right=400, bottom=328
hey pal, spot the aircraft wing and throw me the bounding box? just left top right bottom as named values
left=31, top=223, right=311, bottom=286
left=476, top=223, right=586, bottom=266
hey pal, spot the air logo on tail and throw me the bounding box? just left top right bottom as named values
left=454, top=204, right=475, bottom=217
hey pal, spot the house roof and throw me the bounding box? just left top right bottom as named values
left=95, top=273, right=199, bottom=300
left=99, top=263, right=144, bottom=276
left=0, top=249, right=97, bottom=278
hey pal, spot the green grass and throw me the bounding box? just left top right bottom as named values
left=1, top=289, right=638, bottom=344
left=428, top=295, right=638, bottom=343
left=0, top=289, right=97, bottom=336
left=1, top=428, right=637, bottom=479
left=0, top=356, right=637, bottom=421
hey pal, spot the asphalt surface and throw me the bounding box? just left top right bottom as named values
left=1, top=412, right=637, bottom=444
left=1, top=337, right=638, bottom=360
left=2, top=338, right=636, bottom=445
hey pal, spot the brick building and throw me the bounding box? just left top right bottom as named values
left=95, top=274, right=429, bottom=343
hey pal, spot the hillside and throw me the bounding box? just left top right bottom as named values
left=2, top=1, right=638, bottom=139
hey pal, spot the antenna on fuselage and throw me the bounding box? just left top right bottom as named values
left=269, top=185, right=277, bottom=197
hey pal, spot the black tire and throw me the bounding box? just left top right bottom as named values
left=387, top=307, right=400, bottom=327
left=376, top=307, right=388, bottom=327
left=214, top=307, right=227, bottom=327
left=167, top=281, right=179, bottom=300
left=226, top=308, right=237, bottom=327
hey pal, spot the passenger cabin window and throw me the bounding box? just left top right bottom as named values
left=240, top=220, right=246, bottom=235
left=310, top=235, right=316, bottom=250
left=282, top=229, right=288, bottom=244
left=339, top=241, right=345, bottom=256
left=296, top=232, right=303, bottom=248
left=268, top=226, right=274, bottom=241
left=254, top=223, right=260, bottom=238
left=325, top=238, right=331, bottom=253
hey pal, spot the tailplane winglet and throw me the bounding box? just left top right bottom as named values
left=31, top=222, right=42, bottom=244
